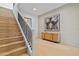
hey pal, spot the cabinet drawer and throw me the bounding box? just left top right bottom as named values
left=44, top=33, right=52, bottom=41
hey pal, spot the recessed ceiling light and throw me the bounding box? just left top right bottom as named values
left=33, top=8, right=37, bottom=11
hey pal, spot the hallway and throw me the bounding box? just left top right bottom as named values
left=36, top=39, right=79, bottom=56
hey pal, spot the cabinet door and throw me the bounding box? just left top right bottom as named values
left=52, top=33, right=58, bottom=42
left=41, top=33, right=45, bottom=39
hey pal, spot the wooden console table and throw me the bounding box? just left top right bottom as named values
left=41, top=32, right=59, bottom=42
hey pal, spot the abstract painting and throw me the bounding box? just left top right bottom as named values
left=45, top=14, right=60, bottom=32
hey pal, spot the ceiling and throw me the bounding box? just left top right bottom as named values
left=0, top=3, right=13, bottom=9
left=18, top=3, right=66, bottom=16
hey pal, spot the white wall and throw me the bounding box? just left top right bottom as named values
left=38, top=4, right=79, bottom=47
left=18, top=4, right=38, bottom=38
left=18, top=11, right=38, bottom=38
left=0, top=3, right=13, bottom=9
left=13, top=3, right=18, bottom=19
left=24, top=13, right=38, bottom=39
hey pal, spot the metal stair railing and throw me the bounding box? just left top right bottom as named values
left=18, top=11, right=32, bottom=55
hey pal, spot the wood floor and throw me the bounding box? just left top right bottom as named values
left=0, top=7, right=28, bottom=56
left=35, top=39, right=79, bottom=56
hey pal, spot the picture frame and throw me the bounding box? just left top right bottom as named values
left=45, top=14, right=60, bottom=32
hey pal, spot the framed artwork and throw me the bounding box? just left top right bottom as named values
left=24, top=17, right=32, bottom=27
left=13, top=3, right=15, bottom=7
left=45, top=14, right=60, bottom=32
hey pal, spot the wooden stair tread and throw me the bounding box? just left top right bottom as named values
left=0, top=46, right=26, bottom=56
left=0, top=41, right=24, bottom=48
left=0, top=36, right=24, bottom=45
left=0, top=32, right=21, bottom=34
left=0, top=36, right=22, bottom=40
left=21, top=53, right=28, bottom=56
left=0, top=41, right=26, bottom=53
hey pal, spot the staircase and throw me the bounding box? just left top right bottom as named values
left=0, top=7, right=28, bottom=56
